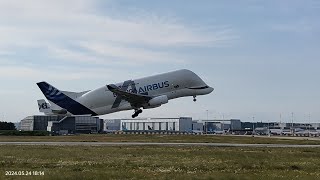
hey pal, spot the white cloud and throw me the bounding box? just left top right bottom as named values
left=0, top=0, right=235, bottom=66
left=78, top=42, right=185, bottom=64
left=0, top=65, right=123, bottom=81
left=0, top=0, right=237, bottom=122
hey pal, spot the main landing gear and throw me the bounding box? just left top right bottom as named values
left=193, top=95, right=197, bottom=102
left=132, top=109, right=142, bottom=118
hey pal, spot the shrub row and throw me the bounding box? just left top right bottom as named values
left=0, top=130, right=49, bottom=136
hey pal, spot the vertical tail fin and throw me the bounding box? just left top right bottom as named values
left=36, top=81, right=97, bottom=116
left=37, top=82, right=65, bottom=102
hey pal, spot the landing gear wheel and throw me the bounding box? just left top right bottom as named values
left=193, top=96, right=197, bottom=102
left=132, top=109, right=143, bottom=118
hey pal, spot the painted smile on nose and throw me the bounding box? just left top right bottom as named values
left=188, top=85, right=210, bottom=90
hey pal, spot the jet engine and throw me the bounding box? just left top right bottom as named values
left=147, top=95, right=168, bottom=107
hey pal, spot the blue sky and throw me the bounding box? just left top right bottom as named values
left=0, top=0, right=319, bottom=123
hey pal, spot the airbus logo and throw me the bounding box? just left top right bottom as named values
left=113, top=80, right=170, bottom=97
left=138, top=81, right=169, bottom=94
left=112, top=80, right=170, bottom=108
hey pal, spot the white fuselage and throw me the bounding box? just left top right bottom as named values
left=75, top=69, right=213, bottom=115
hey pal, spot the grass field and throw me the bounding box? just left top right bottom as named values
left=1, top=135, right=320, bottom=179
left=1, top=134, right=320, bottom=145
left=1, top=145, right=320, bottom=180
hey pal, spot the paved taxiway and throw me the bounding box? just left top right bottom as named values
left=1, top=142, right=320, bottom=148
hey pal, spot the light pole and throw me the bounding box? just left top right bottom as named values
left=308, top=114, right=311, bottom=137
left=222, top=113, right=225, bottom=132
left=280, top=113, right=282, bottom=124
left=252, top=116, right=255, bottom=135
left=205, top=110, right=208, bottom=134
left=291, top=112, right=294, bottom=135
left=268, top=119, right=270, bottom=137
left=206, top=110, right=208, bottom=121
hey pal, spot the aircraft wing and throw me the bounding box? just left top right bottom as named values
left=107, top=84, right=152, bottom=107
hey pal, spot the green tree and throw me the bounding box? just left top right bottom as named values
left=0, top=121, right=16, bottom=130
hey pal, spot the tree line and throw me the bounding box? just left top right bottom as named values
left=0, top=121, right=16, bottom=130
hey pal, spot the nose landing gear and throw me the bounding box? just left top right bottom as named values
left=193, top=95, right=197, bottom=102
left=132, top=109, right=143, bottom=118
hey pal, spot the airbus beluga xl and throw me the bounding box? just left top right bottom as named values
left=37, top=69, right=214, bottom=118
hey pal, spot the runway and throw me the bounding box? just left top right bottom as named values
left=1, top=141, right=320, bottom=148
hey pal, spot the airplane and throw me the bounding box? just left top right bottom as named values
left=37, top=99, right=67, bottom=115
left=37, top=69, right=214, bottom=118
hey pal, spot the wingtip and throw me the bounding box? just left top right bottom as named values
left=36, top=81, right=46, bottom=85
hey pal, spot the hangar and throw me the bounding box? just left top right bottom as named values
left=19, top=115, right=103, bottom=134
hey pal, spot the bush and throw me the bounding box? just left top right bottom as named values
left=0, top=121, right=16, bottom=130
left=0, top=130, right=49, bottom=136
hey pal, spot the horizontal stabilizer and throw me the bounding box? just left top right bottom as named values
left=62, top=90, right=90, bottom=99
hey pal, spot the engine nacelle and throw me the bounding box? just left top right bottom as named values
left=148, top=95, right=168, bottom=107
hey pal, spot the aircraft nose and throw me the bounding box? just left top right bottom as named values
left=208, top=87, right=214, bottom=93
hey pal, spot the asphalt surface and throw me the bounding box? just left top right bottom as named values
left=0, top=142, right=320, bottom=147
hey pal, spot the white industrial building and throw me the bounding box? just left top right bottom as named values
left=104, top=117, right=193, bottom=132
left=103, top=118, right=243, bottom=133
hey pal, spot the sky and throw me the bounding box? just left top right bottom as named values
left=0, top=0, right=319, bottom=123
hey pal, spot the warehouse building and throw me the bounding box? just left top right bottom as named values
left=200, top=119, right=241, bottom=133
left=104, top=119, right=121, bottom=133
left=192, top=121, right=204, bottom=133
left=20, top=115, right=64, bottom=131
